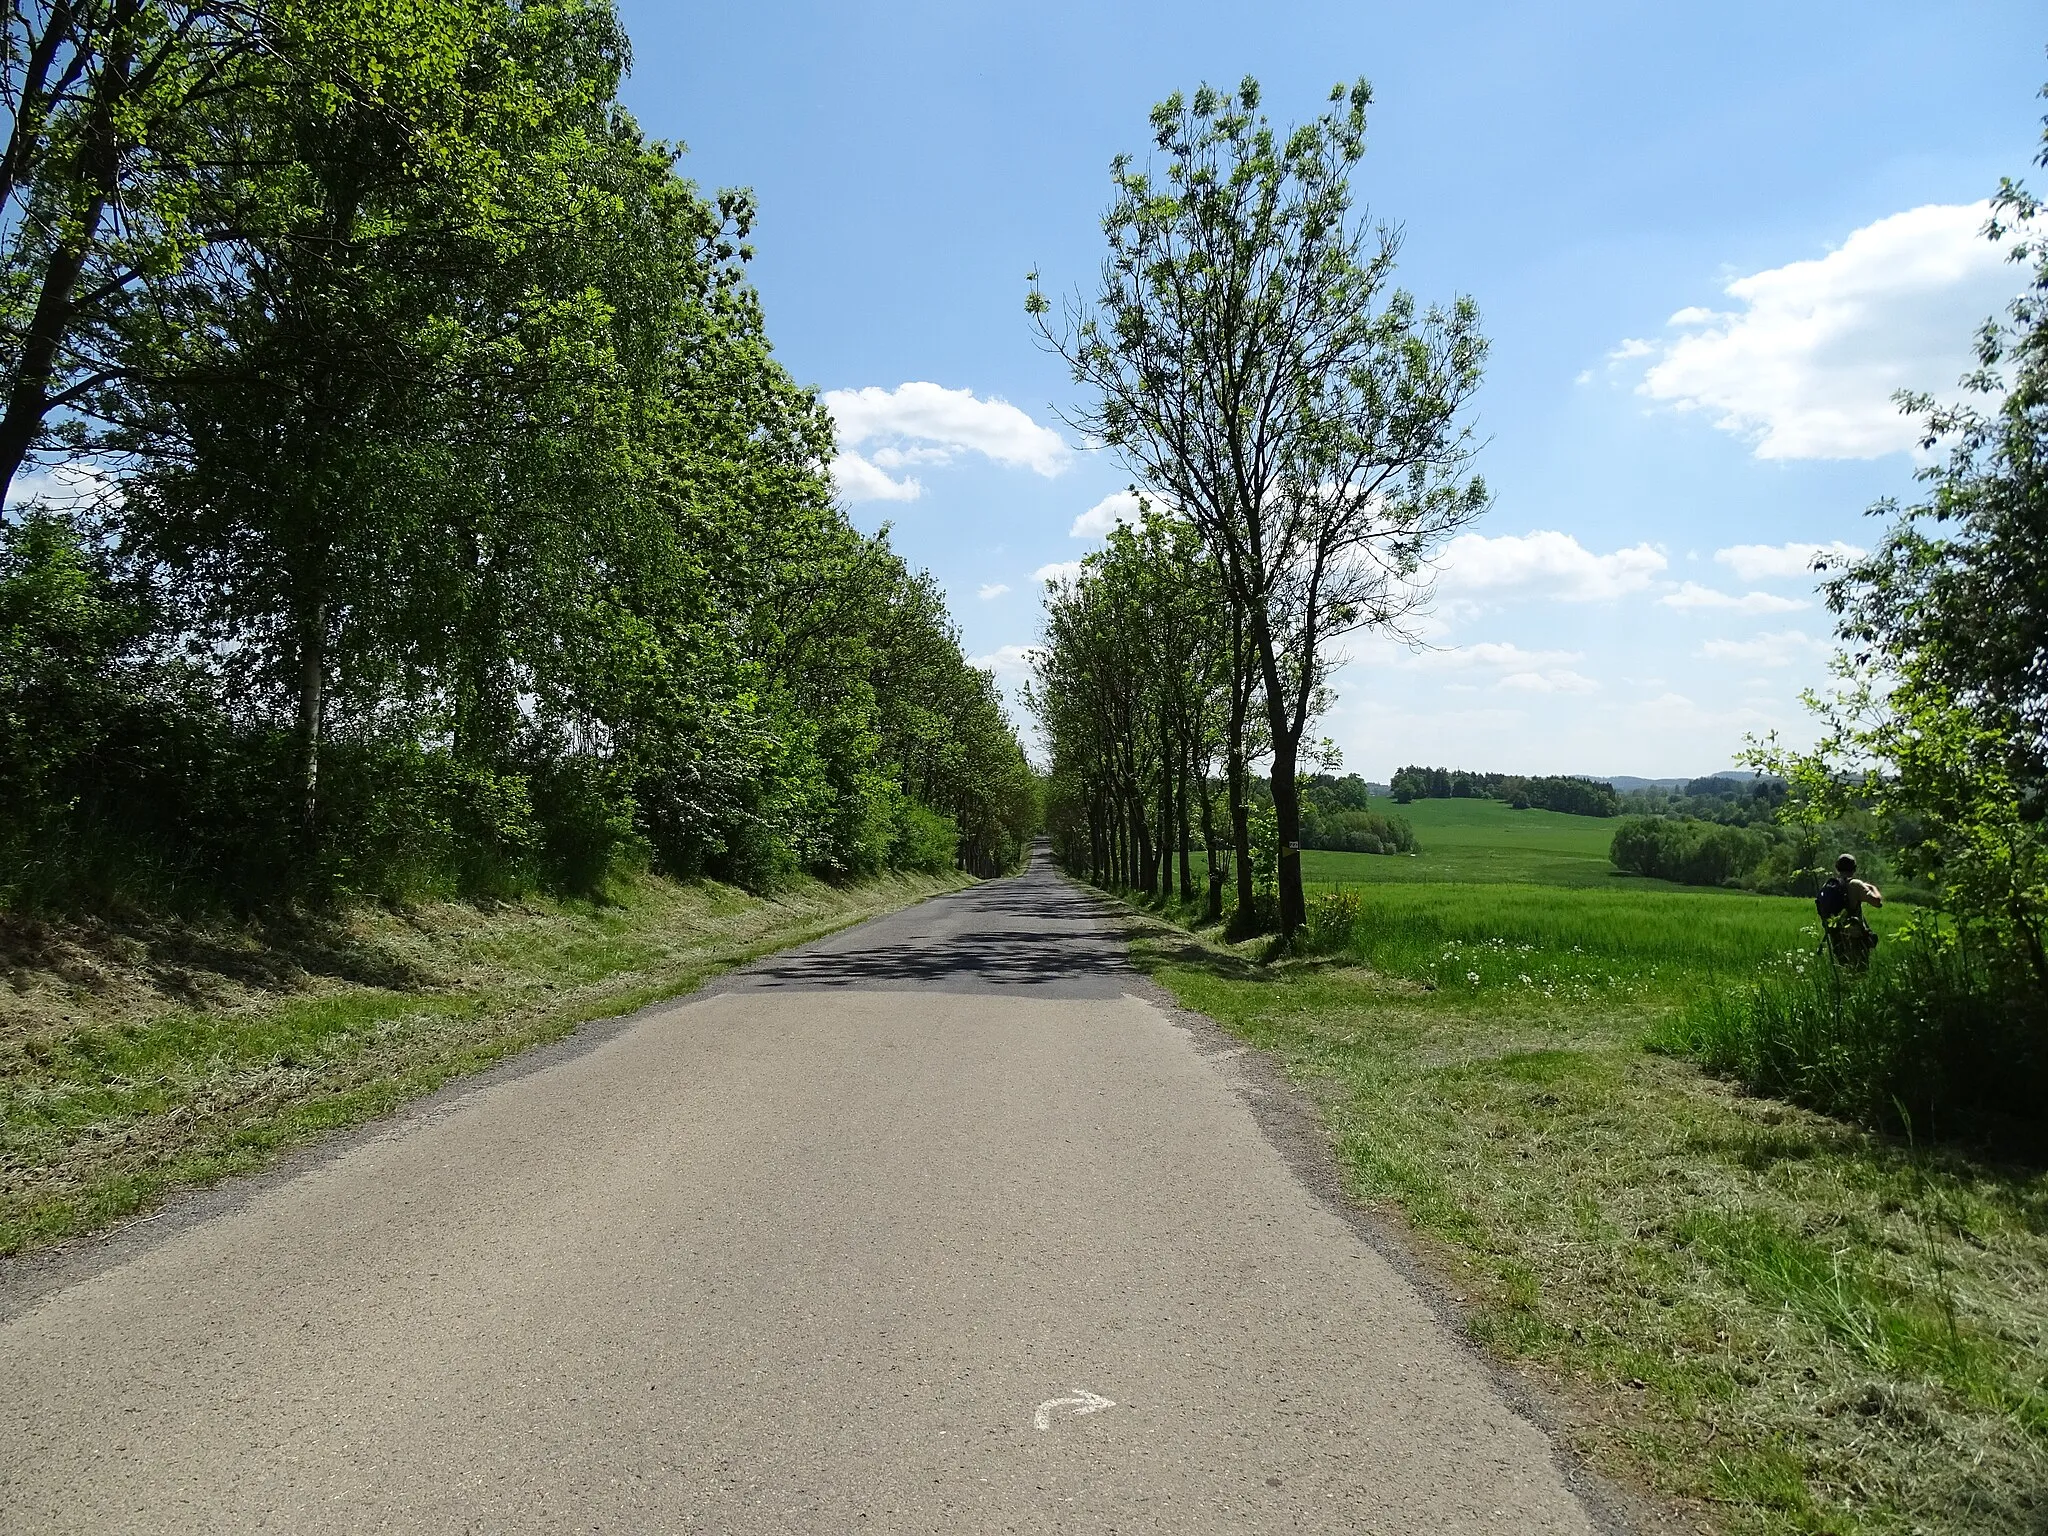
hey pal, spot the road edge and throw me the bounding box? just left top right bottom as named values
left=0, top=874, right=980, bottom=1321
left=1068, top=876, right=1682, bottom=1536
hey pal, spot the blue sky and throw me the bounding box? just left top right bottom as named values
left=614, top=1, right=2044, bottom=779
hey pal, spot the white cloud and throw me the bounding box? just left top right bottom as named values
left=977, top=582, right=1009, bottom=601
left=970, top=643, right=1035, bottom=680
left=1411, top=641, right=1585, bottom=672
left=1631, top=691, right=1779, bottom=733
left=1714, top=541, right=1865, bottom=582
left=831, top=451, right=921, bottom=503
left=1629, top=202, right=2030, bottom=459
left=1498, top=669, right=1600, bottom=695
left=1435, top=530, right=1667, bottom=603
left=823, top=382, right=1071, bottom=482
left=1377, top=639, right=1596, bottom=695
left=1070, top=489, right=1145, bottom=539
left=1033, top=559, right=1087, bottom=584
left=1699, top=630, right=1826, bottom=668
left=5, top=461, right=122, bottom=510
left=1658, top=582, right=1808, bottom=613
left=868, top=445, right=954, bottom=470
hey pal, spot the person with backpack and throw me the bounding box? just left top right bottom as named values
left=1815, top=853, right=1883, bottom=966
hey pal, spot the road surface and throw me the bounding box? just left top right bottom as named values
left=0, top=850, right=1614, bottom=1533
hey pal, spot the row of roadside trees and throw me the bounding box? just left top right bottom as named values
left=0, top=0, right=1036, bottom=910
left=1026, top=78, right=1487, bottom=937
left=1031, top=509, right=1244, bottom=916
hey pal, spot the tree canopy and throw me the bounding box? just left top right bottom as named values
left=0, top=0, right=1036, bottom=910
left=1029, top=77, right=1486, bottom=934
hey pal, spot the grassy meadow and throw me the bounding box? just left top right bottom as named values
left=1314, top=794, right=1632, bottom=886
left=1135, top=797, right=2043, bottom=1536
left=1218, top=793, right=1804, bottom=891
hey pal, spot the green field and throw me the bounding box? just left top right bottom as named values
left=1209, top=794, right=1763, bottom=890
left=1191, top=795, right=1839, bottom=1001
left=1304, top=798, right=1846, bottom=995
left=1332, top=795, right=1627, bottom=886
left=1134, top=794, right=2038, bottom=1535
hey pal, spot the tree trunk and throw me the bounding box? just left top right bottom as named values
left=454, top=533, right=513, bottom=768
left=1223, top=585, right=1258, bottom=933
left=1089, top=789, right=1105, bottom=884
left=297, top=598, right=326, bottom=853
left=0, top=0, right=80, bottom=219
left=0, top=201, right=101, bottom=503
left=1268, top=744, right=1304, bottom=937
left=1247, top=600, right=1306, bottom=938
left=1177, top=741, right=1195, bottom=904
left=1111, top=787, right=1126, bottom=887
left=1226, top=706, right=1254, bottom=930
left=1101, top=790, right=1115, bottom=886
left=1098, top=786, right=1110, bottom=886
left=1163, top=741, right=1179, bottom=909
left=1199, top=768, right=1223, bottom=922
left=1230, top=773, right=1254, bottom=932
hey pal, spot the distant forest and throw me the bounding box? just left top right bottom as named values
left=1389, top=766, right=1620, bottom=818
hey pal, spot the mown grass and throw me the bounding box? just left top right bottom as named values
left=1120, top=877, right=2047, bottom=1535
left=0, top=870, right=967, bottom=1255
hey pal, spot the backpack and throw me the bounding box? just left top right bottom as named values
left=1815, top=875, right=1847, bottom=921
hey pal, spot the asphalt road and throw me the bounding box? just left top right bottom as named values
left=1, top=850, right=1611, bottom=1534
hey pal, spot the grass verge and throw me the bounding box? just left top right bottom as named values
left=1121, top=890, right=2048, bottom=1536
left=1, top=870, right=967, bottom=1256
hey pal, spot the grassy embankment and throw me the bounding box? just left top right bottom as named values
left=0, top=870, right=967, bottom=1257
left=1145, top=797, right=2044, bottom=1536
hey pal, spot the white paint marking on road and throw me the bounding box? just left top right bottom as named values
left=1033, top=1388, right=1115, bottom=1431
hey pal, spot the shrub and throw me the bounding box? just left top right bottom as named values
left=1301, top=808, right=1417, bottom=855
left=1610, top=815, right=1773, bottom=888
left=530, top=760, right=643, bottom=897
left=1228, top=889, right=1279, bottom=938
left=1306, top=889, right=1364, bottom=953
left=717, top=818, right=802, bottom=893
left=1654, top=923, right=2048, bottom=1131
left=890, top=800, right=960, bottom=874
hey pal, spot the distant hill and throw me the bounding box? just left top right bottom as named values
left=1598, top=772, right=1761, bottom=793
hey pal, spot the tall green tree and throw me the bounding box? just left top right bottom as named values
left=1030, top=77, right=1487, bottom=936
left=116, top=0, right=627, bottom=849
left=1765, top=83, right=2048, bottom=988
left=0, top=0, right=276, bottom=501
left=1, top=0, right=1037, bottom=912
